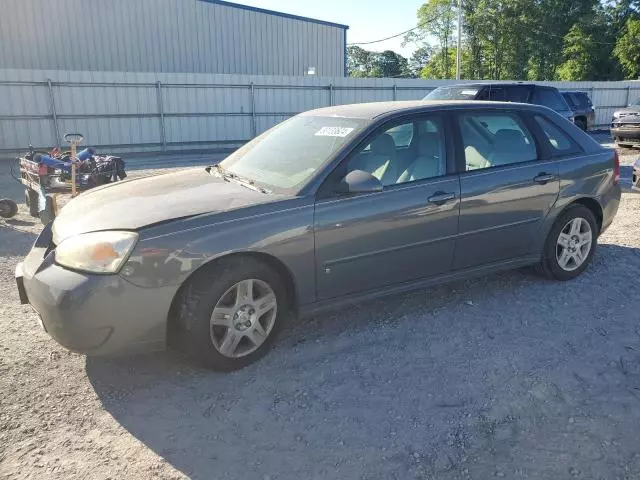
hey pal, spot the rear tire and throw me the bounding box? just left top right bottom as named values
left=537, top=204, right=598, bottom=281
left=171, top=257, right=289, bottom=371
left=575, top=117, right=587, bottom=131
left=0, top=199, right=18, bottom=218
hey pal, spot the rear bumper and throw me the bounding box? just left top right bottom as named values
left=16, top=226, right=175, bottom=355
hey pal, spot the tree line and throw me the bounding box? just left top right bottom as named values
left=347, top=0, right=640, bottom=81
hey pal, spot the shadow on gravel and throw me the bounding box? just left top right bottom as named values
left=0, top=224, right=36, bottom=257
left=4, top=218, right=36, bottom=227
left=86, top=243, right=640, bottom=480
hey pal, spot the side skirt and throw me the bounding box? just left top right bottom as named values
left=299, top=256, right=541, bottom=318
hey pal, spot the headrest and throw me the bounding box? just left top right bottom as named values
left=494, top=129, right=526, bottom=146
left=371, top=133, right=396, bottom=156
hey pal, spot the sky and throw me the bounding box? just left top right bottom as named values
left=233, top=0, right=426, bottom=58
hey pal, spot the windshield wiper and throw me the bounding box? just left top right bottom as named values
left=206, top=164, right=271, bottom=194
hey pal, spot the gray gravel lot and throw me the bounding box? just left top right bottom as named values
left=1, top=139, right=639, bottom=480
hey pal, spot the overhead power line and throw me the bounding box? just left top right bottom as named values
left=348, top=12, right=617, bottom=50
left=347, top=15, right=439, bottom=46
left=527, top=23, right=617, bottom=46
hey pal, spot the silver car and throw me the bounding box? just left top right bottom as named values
left=16, top=101, right=621, bottom=370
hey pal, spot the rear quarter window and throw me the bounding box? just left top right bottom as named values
left=534, top=115, right=581, bottom=156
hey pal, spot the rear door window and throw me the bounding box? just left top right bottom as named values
left=533, top=115, right=581, bottom=156
left=535, top=88, right=569, bottom=112
left=458, top=112, right=538, bottom=171
left=505, top=86, right=531, bottom=103
left=478, top=86, right=531, bottom=103
left=486, top=87, right=507, bottom=101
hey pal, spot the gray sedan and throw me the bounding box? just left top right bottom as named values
left=16, top=100, right=621, bottom=370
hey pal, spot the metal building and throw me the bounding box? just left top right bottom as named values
left=0, top=0, right=348, bottom=76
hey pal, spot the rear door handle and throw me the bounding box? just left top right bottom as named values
left=533, top=173, right=555, bottom=184
left=427, top=191, right=456, bottom=205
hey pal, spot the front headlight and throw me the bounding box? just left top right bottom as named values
left=55, top=231, right=138, bottom=274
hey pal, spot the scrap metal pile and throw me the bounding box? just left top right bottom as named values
left=20, top=146, right=126, bottom=193
left=15, top=144, right=127, bottom=222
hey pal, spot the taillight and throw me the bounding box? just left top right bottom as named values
left=613, top=151, right=620, bottom=184
left=38, top=164, right=48, bottom=176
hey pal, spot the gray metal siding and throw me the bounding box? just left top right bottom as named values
left=3, top=69, right=634, bottom=156
left=0, top=0, right=346, bottom=76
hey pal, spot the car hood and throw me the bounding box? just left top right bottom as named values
left=52, top=168, right=282, bottom=242
left=614, top=107, right=640, bottom=121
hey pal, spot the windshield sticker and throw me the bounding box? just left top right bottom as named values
left=461, top=89, right=479, bottom=95
left=315, top=127, right=355, bottom=137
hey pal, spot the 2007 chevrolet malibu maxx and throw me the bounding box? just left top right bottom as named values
left=16, top=101, right=621, bottom=370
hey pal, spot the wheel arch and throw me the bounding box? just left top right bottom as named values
left=166, top=251, right=298, bottom=343
left=570, top=197, right=603, bottom=233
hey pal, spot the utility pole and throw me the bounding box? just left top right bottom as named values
left=456, top=0, right=462, bottom=80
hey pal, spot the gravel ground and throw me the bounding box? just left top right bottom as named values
left=1, top=140, right=639, bottom=480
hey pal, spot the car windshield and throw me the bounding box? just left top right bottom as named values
left=424, top=86, right=480, bottom=100
left=219, top=115, right=367, bottom=192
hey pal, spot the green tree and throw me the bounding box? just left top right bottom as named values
left=614, top=18, right=640, bottom=78
left=556, top=8, right=622, bottom=82
left=420, top=47, right=457, bottom=79
left=405, top=0, right=458, bottom=78
left=347, top=47, right=410, bottom=78
left=347, top=46, right=374, bottom=77
left=408, top=46, right=432, bottom=77
left=371, top=50, right=410, bottom=78
left=407, top=0, right=635, bottom=81
left=525, top=0, right=598, bottom=80
left=556, top=24, right=600, bottom=80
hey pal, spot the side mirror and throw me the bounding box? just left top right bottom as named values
left=337, top=170, right=383, bottom=194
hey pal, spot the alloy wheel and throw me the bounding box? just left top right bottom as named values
left=210, top=278, right=278, bottom=358
left=556, top=217, right=592, bottom=272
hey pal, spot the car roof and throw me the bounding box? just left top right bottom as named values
left=301, top=100, right=542, bottom=120
left=456, top=82, right=537, bottom=87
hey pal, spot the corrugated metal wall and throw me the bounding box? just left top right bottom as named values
left=1, top=68, right=639, bottom=156
left=0, top=0, right=347, bottom=77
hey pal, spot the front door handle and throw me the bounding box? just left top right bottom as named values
left=533, top=173, right=555, bottom=184
left=427, top=191, right=456, bottom=205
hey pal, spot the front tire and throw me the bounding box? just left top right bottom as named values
left=537, top=205, right=598, bottom=281
left=171, top=257, right=288, bottom=371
